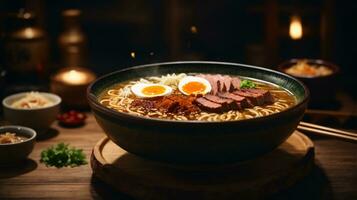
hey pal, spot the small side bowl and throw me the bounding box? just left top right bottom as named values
left=2, top=92, right=61, bottom=135
left=277, top=59, right=339, bottom=106
left=0, top=126, right=36, bottom=165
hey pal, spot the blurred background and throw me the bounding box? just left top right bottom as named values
left=0, top=0, right=356, bottom=114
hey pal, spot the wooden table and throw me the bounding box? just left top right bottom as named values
left=0, top=114, right=356, bottom=200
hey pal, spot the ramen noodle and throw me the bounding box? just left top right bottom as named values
left=99, top=73, right=296, bottom=122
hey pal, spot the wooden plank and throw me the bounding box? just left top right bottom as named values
left=0, top=114, right=356, bottom=199
left=0, top=184, right=93, bottom=200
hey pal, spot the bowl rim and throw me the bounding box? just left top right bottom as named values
left=2, top=92, right=62, bottom=111
left=87, top=61, right=309, bottom=125
left=277, top=58, right=340, bottom=79
left=0, top=125, right=37, bottom=146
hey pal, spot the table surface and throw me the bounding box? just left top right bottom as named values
left=0, top=114, right=356, bottom=200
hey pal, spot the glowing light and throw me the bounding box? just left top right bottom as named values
left=23, top=13, right=32, bottom=19
left=24, top=28, right=35, bottom=38
left=190, top=25, right=198, bottom=34
left=60, top=70, right=88, bottom=85
left=130, top=52, right=136, bottom=58
left=289, top=16, right=303, bottom=40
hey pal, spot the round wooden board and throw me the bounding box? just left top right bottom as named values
left=91, top=131, right=314, bottom=200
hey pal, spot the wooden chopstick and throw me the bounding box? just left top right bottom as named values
left=300, top=121, right=357, bottom=138
left=297, top=125, right=357, bottom=142
left=297, top=121, right=357, bottom=142
left=305, top=109, right=357, bottom=118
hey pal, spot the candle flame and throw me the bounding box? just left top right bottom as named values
left=61, top=69, right=88, bottom=85
left=190, top=25, right=198, bottom=34
left=24, top=28, right=35, bottom=38
left=289, top=16, right=303, bottom=40
left=130, top=52, right=136, bottom=59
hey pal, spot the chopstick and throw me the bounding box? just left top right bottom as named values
left=297, top=121, right=357, bottom=142
left=305, top=109, right=357, bottom=118
left=300, top=121, right=357, bottom=138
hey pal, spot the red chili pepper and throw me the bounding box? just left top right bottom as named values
left=57, top=110, right=87, bottom=127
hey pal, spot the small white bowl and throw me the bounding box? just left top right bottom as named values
left=2, top=92, right=61, bottom=135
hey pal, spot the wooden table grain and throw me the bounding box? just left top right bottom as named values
left=0, top=114, right=356, bottom=200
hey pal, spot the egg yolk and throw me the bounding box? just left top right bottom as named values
left=142, top=85, right=166, bottom=96
left=182, top=81, right=206, bottom=95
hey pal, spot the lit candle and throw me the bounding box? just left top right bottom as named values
left=61, top=70, right=88, bottom=85
left=190, top=25, right=198, bottom=34
left=289, top=15, right=303, bottom=40
left=51, top=67, right=96, bottom=108
left=24, top=28, right=35, bottom=38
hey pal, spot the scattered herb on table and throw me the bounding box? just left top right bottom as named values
left=40, top=143, right=87, bottom=168
left=240, top=80, right=256, bottom=89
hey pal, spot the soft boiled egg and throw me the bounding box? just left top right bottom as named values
left=131, top=83, right=172, bottom=98
left=178, top=76, right=211, bottom=95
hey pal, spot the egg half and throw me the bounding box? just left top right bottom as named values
left=131, top=83, right=172, bottom=98
left=178, top=76, right=211, bottom=95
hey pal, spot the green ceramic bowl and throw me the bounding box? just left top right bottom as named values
left=88, top=61, right=309, bottom=164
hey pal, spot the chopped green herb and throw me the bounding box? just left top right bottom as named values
left=40, top=143, right=87, bottom=168
left=240, top=80, right=256, bottom=89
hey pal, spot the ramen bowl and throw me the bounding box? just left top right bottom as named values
left=2, top=92, right=61, bottom=135
left=88, top=61, right=309, bottom=164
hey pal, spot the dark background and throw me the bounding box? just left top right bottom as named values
left=0, top=0, right=356, bottom=97
left=0, top=2, right=356, bottom=199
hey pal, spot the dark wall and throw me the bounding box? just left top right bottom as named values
left=0, top=0, right=356, bottom=96
left=334, top=1, right=357, bottom=96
